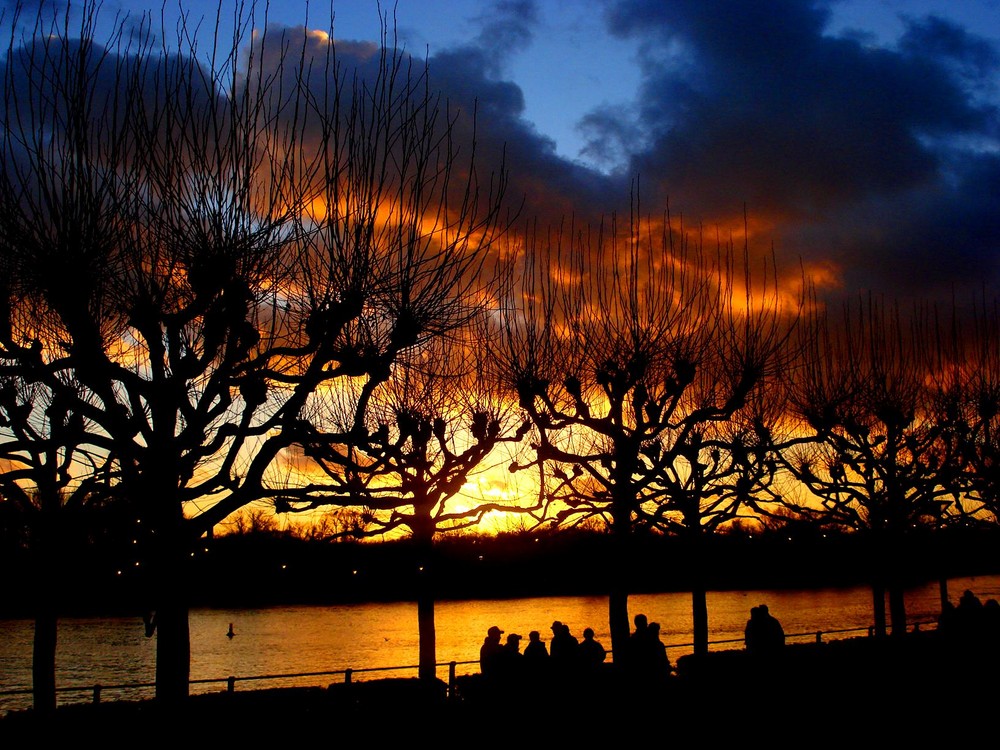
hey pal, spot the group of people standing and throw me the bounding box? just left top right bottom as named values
left=479, top=613, right=673, bottom=686
left=743, top=603, right=786, bottom=656
left=938, top=589, right=1000, bottom=638
left=479, top=620, right=608, bottom=682
left=624, top=613, right=672, bottom=683
left=480, top=604, right=787, bottom=686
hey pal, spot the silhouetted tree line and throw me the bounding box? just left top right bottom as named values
left=4, top=0, right=1000, bottom=715
left=4, top=521, right=1000, bottom=616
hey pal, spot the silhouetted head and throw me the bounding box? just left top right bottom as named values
left=583, top=627, right=595, bottom=640
left=650, top=621, right=661, bottom=634
left=759, top=604, right=769, bottom=614
left=634, top=614, right=648, bottom=629
left=488, top=625, right=503, bottom=639
left=529, top=630, right=541, bottom=642
left=551, top=620, right=562, bottom=632
left=507, top=633, right=522, bottom=647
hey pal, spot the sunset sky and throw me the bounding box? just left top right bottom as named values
left=0, top=0, right=989, bottom=529
left=6, top=0, right=995, bottom=309
left=48, top=0, right=992, bottom=309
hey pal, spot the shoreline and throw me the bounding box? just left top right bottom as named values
left=3, top=631, right=997, bottom=743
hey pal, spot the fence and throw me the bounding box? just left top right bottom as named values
left=0, top=619, right=938, bottom=711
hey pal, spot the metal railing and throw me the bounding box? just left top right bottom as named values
left=0, top=620, right=938, bottom=710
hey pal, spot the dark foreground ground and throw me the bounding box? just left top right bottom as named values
left=2, top=630, right=997, bottom=746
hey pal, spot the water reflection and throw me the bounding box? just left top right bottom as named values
left=2, top=574, right=998, bottom=714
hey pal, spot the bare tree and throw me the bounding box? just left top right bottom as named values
left=0, top=372, right=113, bottom=713
left=780, top=295, right=966, bottom=637
left=495, top=203, right=793, bottom=664
left=0, top=1, right=509, bottom=703
left=643, top=396, right=788, bottom=656
left=274, top=321, right=532, bottom=681
left=929, top=295, right=1000, bottom=605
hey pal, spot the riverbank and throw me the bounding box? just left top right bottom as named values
left=2, top=630, right=995, bottom=745
left=6, top=525, right=1000, bottom=616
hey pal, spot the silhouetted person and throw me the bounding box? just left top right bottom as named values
left=745, top=604, right=785, bottom=656
left=578, top=627, right=607, bottom=671
left=627, top=613, right=651, bottom=678
left=524, top=630, right=549, bottom=661
left=958, top=589, right=983, bottom=613
left=504, top=632, right=523, bottom=655
left=648, top=621, right=671, bottom=679
left=480, top=625, right=505, bottom=677
left=550, top=621, right=579, bottom=674
left=520, top=629, right=550, bottom=696
left=958, top=589, right=982, bottom=619
left=227, top=622, right=235, bottom=639
left=938, top=600, right=960, bottom=639
left=496, top=633, right=524, bottom=683
left=984, top=599, right=1000, bottom=633
left=955, top=590, right=986, bottom=636
left=630, top=613, right=649, bottom=645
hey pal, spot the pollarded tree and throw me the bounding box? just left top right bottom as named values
left=643, top=392, right=789, bottom=656
left=273, top=320, right=533, bottom=681
left=0, top=2, right=509, bottom=704
left=495, top=204, right=792, bottom=664
left=930, top=296, right=1000, bottom=570
left=0, top=372, right=115, bottom=713
left=780, top=295, right=966, bottom=637
left=0, top=3, right=307, bottom=703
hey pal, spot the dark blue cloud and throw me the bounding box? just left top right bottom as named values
left=424, top=2, right=622, bottom=227
left=472, top=0, right=538, bottom=73
left=588, top=0, right=1000, bottom=301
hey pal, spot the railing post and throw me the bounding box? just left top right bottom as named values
left=448, top=662, right=457, bottom=700
left=92, top=685, right=102, bottom=704
left=345, top=668, right=353, bottom=684
left=815, top=631, right=823, bottom=643
left=227, top=676, right=236, bottom=693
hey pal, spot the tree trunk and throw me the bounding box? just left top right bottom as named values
left=152, top=499, right=191, bottom=705
left=690, top=527, right=709, bottom=656
left=692, top=586, right=709, bottom=657
left=872, top=582, right=887, bottom=638
left=32, top=497, right=59, bottom=714
left=154, top=595, right=191, bottom=704
left=416, top=569, right=437, bottom=681
left=608, top=512, right=631, bottom=665
left=417, top=593, right=437, bottom=681
left=609, top=587, right=630, bottom=666
left=888, top=584, right=907, bottom=637
left=410, top=521, right=438, bottom=682
left=32, top=605, right=57, bottom=714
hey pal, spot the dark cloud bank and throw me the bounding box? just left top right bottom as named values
left=414, top=0, right=1000, bottom=307
left=9, top=0, right=998, bottom=307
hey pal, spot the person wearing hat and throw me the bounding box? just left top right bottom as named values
left=480, top=625, right=505, bottom=677
left=495, top=632, right=524, bottom=684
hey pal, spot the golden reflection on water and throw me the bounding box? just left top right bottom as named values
left=2, top=573, right=999, bottom=714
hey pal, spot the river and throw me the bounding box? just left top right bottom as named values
left=2, top=573, right=999, bottom=715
